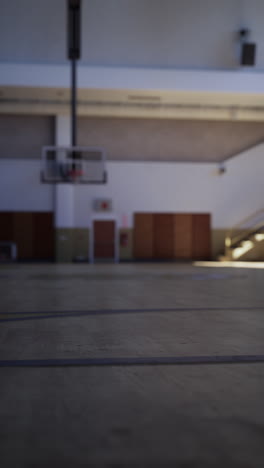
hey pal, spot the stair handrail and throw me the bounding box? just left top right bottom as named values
left=229, top=220, right=264, bottom=250
left=225, top=208, right=264, bottom=252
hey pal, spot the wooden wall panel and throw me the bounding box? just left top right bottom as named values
left=174, top=214, right=193, bottom=259
left=153, top=214, right=174, bottom=259
left=0, top=212, right=14, bottom=242
left=0, top=211, right=54, bottom=260
left=192, top=214, right=211, bottom=260
left=14, top=212, right=34, bottom=260
left=94, top=220, right=115, bottom=258
left=134, top=212, right=211, bottom=261
left=133, top=213, right=154, bottom=259
left=34, top=213, right=54, bottom=260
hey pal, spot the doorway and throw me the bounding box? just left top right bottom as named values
left=90, top=219, right=118, bottom=263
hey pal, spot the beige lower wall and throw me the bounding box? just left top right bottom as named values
left=55, top=227, right=134, bottom=262
left=55, top=229, right=74, bottom=263
left=72, top=229, right=90, bottom=261
left=119, top=228, right=133, bottom=261
left=55, top=227, right=264, bottom=262
left=242, top=239, right=264, bottom=261
left=211, top=229, right=228, bottom=259
left=212, top=229, right=264, bottom=261
left=55, top=228, right=89, bottom=262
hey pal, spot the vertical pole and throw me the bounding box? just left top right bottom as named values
left=71, top=57, right=77, bottom=148
left=68, top=0, right=81, bottom=168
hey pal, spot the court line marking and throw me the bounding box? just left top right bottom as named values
left=0, top=355, right=264, bottom=368
left=0, top=306, right=263, bottom=323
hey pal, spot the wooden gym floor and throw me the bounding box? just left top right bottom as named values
left=0, top=262, right=264, bottom=467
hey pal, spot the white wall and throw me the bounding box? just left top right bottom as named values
left=0, top=160, right=53, bottom=211
left=1, top=0, right=264, bottom=69
left=1, top=143, right=263, bottom=228
left=74, top=143, right=264, bottom=229
left=0, top=0, right=66, bottom=64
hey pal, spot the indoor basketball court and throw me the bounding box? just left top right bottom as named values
left=0, top=262, right=264, bottom=466
left=1, top=0, right=264, bottom=466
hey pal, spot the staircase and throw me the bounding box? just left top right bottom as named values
left=220, top=208, right=264, bottom=261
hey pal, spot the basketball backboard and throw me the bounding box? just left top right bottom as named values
left=41, top=146, right=107, bottom=184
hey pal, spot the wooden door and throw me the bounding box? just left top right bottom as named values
left=192, top=214, right=211, bottom=260
left=34, top=213, right=54, bottom=260
left=133, top=213, right=154, bottom=259
left=94, top=220, right=115, bottom=259
left=153, top=214, right=174, bottom=259
left=173, top=214, right=193, bottom=259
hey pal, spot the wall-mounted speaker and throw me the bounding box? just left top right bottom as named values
left=241, top=43, right=256, bottom=66
left=67, top=0, right=81, bottom=59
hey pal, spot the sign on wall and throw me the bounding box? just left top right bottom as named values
left=92, top=198, right=113, bottom=212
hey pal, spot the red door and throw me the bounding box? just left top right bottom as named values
left=94, top=220, right=115, bottom=259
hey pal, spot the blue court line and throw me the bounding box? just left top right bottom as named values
left=0, top=354, right=264, bottom=367
left=3, top=306, right=264, bottom=315
left=0, top=306, right=264, bottom=323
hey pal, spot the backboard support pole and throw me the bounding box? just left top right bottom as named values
left=68, top=0, right=81, bottom=152
left=71, top=57, right=77, bottom=148
left=41, top=1, right=107, bottom=185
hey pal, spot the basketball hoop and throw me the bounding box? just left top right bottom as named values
left=68, top=168, right=84, bottom=178
left=41, top=146, right=107, bottom=184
